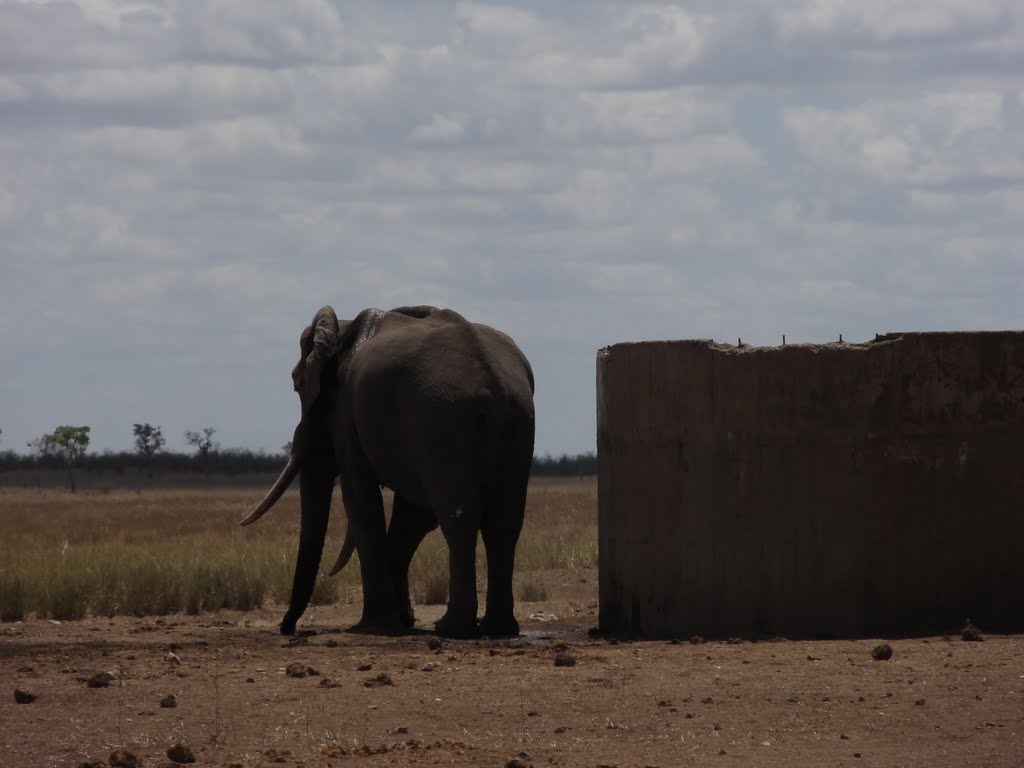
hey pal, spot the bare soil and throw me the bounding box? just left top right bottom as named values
left=2, top=568, right=1022, bottom=768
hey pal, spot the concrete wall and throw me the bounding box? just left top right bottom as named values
left=597, top=332, right=1024, bottom=639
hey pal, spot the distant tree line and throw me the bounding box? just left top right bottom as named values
left=0, top=423, right=596, bottom=489
left=531, top=451, right=597, bottom=476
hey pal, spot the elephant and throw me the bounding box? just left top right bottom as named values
left=240, top=305, right=535, bottom=638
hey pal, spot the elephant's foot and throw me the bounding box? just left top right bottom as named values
left=434, top=611, right=480, bottom=639
left=479, top=613, right=520, bottom=638
left=280, top=614, right=299, bottom=636
left=348, top=609, right=409, bottom=636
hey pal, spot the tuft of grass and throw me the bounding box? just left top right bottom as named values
left=518, top=579, right=548, bottom=603
left=411, top=541, right=449, bottom=605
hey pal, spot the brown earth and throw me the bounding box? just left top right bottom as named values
left=2, top=568, right=1022, bottom=768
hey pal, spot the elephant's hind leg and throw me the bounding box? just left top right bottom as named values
left=387, top=495, right=438, bottom=629
left=479, top=476, right=528, bottom=637
left=434, top=503, right=482, bottom=639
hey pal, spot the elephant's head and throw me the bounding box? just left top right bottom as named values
left=239, top=306, right=368, bottom=634
left=239, top=305, right=342, bottom=526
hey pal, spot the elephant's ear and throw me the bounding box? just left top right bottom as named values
left=296, top=306, right=339, bottom=406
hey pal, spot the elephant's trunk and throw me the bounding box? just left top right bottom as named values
left=281, top=456, right=335, bottom=635
left=327, top=525, right=356, bottom=576
left=239, top=455, right=300, bottom=526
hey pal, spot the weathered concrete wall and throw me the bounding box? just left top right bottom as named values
left=598, top=332, right=1024, bottom=638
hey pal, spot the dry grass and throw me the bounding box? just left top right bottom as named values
left=0, top=479, right=596, bottom=621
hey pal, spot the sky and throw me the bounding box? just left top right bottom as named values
left=2, top=1, right=1023, bottom=457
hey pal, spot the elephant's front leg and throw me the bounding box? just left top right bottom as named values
left=435, top=508, right=481, bottom=639
left=388, top=495, right=438, bottom=629
left=340, top=477, right=404, bottom=633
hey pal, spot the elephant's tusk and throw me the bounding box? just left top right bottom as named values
left=327, top=527, right=356, bottom=576
left=239, top=455, right=300, bottom=526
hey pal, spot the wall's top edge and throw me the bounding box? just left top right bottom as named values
left=598, top=330, right=1024, bottom=356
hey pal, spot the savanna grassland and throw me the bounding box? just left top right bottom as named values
left=0, top=478, right=598, bottom=623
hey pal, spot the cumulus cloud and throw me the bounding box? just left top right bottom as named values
left=1, top=0, right=1022, bottom=455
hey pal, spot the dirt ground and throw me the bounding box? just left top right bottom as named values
left=2, top=567, right=1022, bottom=768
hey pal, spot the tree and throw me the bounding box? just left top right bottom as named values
left=27, top=433, right=56, bottom=457
left=31, top=426, right=90, bottom=491
left=185, top=427, right=217, bottom=475
left=184, top=427, right=217, bottom=457
left=281, top=440, right=293, bottom=456
left=132, top=423, right=165, bottom=478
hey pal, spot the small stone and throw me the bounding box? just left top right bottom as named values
left=428, top=638, right=443, bottom=651
left=871, top=644, right=893, bottom=661
left=246, top=677, right=255, bottom=683
left=690, top=635, right=705, bottom=644
left=357, top=662, right=373, bottom=671
left=167, top=742, right=196, bottom=764
left=421, top=661, right=442, bottom=672
left=14, top=688, right=37, bottom=704
left=79, top=761, right=107, bottom=768
left=961, top=621, right=984, bottom=642
left=318, top=678, right=341, bottom=688
left=87, top=671, right=116, bottom=688
left=726, top=637, right=743, bottom=645
left=363, top=673, right=394, bottom=687
left=701, top=696, right=714, bottom=704
left=506, top=760, right=527, bottom=768
left=554, top=726, right=567, bottom=733
left=285, top=663, right=317, bottom=678
left=915, top=698, right=926, bottom=706
left=159, top=694, right=177, bottom=708
left=553, top=654, right=576, bottom=667
left=394, top=725, right=409, bottom=734
left=840, top=734, right=849, bottom=740
left=165, top=652, right=181, bottom=665
left=325, top=638, right=339, bottom=648
left=109, top=750, right=140, bottom=768
left=853, top=753, right=862, bottom=759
